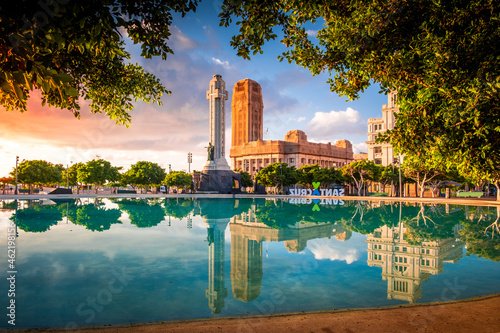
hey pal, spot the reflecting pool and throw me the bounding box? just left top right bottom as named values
left=1, top=198, right=499, bottom=329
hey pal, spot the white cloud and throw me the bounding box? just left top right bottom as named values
left=170, top=26, right=197, bottom=50
left=211, top=57, right=235, bottom=70
left=288, top=116, right=306, bottom=123
left=307, top=235, right=365, bottom=264
left=352, top=142, right=368, bottom=154
left=305, top=29, right=318, bottom=37
left=303, top=107, right=366, bottom=139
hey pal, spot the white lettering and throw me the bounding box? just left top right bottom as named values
left=339, top=189, right=345, bottom=196
left=333, top=189, right=339, bottom=196
left=324, top=189, right=332, bottom=196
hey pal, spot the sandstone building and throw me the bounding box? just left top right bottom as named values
left=229, top=79, right=354, bottom=177
left=366, top=91, right=399, bottom=166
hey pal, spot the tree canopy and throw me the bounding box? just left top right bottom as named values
left=124, top=161, right=166, bottom=190
left=234, top=169, right=254, bottom=188
left=1, top=0, right=198, bottom=124
left=10, top=159, right=62, bottom=193
left=255, top=162, right=298, bottom=193
left=77, top=159, right=121, bottom=193
left=341, top=160, right=378, bottom=196
left=164, top=170, right=192, bottom=189
left=220, top=1, right=500, bottom=195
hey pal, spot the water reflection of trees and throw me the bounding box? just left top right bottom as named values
left=459, top=206, right=500, bottom=262
left=340, top=202, right=499, bottom=263
left=66, top=200, right=122, bottom=231
left=116, top=198, right=164, bottom=228
left=10, top=202, right=63, bottom=232
left=7, top=198, right=499, bottom=262
left=164, top=198, right=194, bottom=219
left=253, top=199, right=348, bottom=228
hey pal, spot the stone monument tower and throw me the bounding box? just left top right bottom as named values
left=205, top=74, right=230, bottom=171
left=198, top=75, right=241, bottom=193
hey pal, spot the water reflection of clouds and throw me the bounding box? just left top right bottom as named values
left=13, top=214, right=209, bottom=265
left=306, top=233, right=366, bottom=264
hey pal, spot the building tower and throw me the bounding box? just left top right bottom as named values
left=205, top=74, right=230, bottom=170
left=231, top=79, right=264, bottom=146
left=366, top=91, right=398, bottom=166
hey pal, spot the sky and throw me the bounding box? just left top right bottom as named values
left=0, top=1, right=388, bottom=177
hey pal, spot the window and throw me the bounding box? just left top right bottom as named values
left=374, top=159, right=382, bottom=165
left=374, top=147, right=382, bottom=154
left=289, top=158, right=294, bottom=164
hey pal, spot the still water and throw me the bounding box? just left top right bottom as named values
left=1, top=197, right=499, bottom=329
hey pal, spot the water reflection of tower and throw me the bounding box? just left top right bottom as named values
left=204, top=218, right=229, bottom=313
left=366, top=223, right=464, bottom=303
left=229, top=207, right=350, bottom=302
left=230, top=210, right=263, bottom=302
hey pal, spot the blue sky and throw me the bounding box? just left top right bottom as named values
left=0, top=2, right=387, bottom=176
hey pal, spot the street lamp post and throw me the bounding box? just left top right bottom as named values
left=280, top=163, right=283, bottom=195
left=15, top=156, right=19, bottom=195
left=398, top=154, right=402, bottom=197
left=187, top=152, right=192, bottom=173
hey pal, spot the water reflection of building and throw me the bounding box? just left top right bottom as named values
left=366, top=223, right=463, bottom=303
left=230, top=207, right=350, bottom=302
left=204, top=218, right=229, bottom=313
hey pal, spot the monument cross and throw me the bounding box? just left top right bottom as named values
left=205, top=74, right=230, bottom=170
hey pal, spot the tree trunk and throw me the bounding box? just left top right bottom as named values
left=357, top=182, right=363, bottom=196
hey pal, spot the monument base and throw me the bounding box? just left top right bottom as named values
left=203, top=157, right=231, bottom=171
left=198, top=169, right=242, bottom=194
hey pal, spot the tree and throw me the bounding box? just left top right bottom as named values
left=124, top=161, right=166, bottom=193
left=340, top=160, right=377, bottom=196
left=62, top=162, right=85, bottom=193
left=312, top=166, right=344, bottom=189
left=378, top=165, right=401, bottom=196
left=0, top=176, right=13, bottom=194
left=297, top=164, right=320, bottom=188
left=164, top=171, right=192, bottom=191
left=254, top=162, right=298, bottom=194
left=219, top=1, right=500, bottom=199
left=234, top=169, right=253, bottom=188
left=1, top=1, right=198, bottom=124
left=77, top=159, right=121, bottom=194
left=9, top=159, right=62, bottom=193
left=403, top=156, right=443, bottom=198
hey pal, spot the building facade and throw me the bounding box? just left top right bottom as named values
left=229, top=79, right=354, bottom=177
left=366, top=91, right=399, bottom=166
